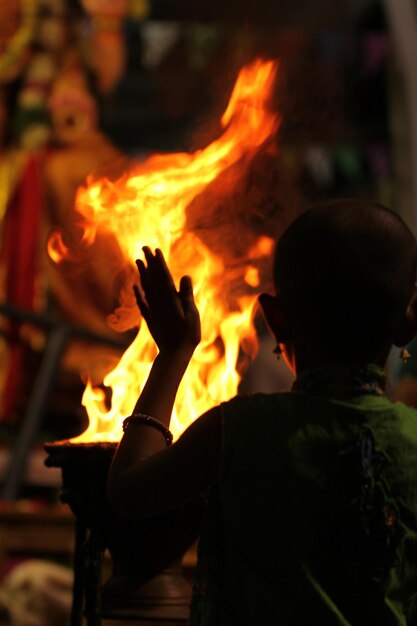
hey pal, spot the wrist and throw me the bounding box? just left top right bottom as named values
left=132, top=349, right=193, bottom=425
left=156, top=347, right=195, bottom=365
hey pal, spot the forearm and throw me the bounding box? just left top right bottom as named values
left=109, top=350, right=192, bottom=478
left=133, top=349, right=192, bottom=427
left=108, top=349, right=192, bottom=511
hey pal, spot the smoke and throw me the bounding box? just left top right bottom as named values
left=185, top=143, right=302, bottom=305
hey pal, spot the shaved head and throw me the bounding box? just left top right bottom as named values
left=274, top=199, right=417, bottom=363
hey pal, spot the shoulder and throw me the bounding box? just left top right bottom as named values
left=221, top=391, right=288, bottom=414
left=220, top=392, right=294, bottom=460
left=221, top=391, right=296, bottom=430
left=392, top=399, right=417, bottom=421
left=358, top=397, right=417, bottom=445
left=387, top=400, right=417, bottom=445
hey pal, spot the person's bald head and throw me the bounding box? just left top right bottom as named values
left=274, top=199, right=417, bottom=364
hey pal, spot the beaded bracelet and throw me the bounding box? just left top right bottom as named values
left=122, top=413, right=173, bottom=446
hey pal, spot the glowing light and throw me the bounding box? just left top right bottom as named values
left=47, top=231, right=72, bottom=264
left=49, top=58, right=280, bottom=442
left=244, top=267, right=260, bottom=288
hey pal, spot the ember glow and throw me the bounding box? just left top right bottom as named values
left=49, top=59, right=280, bottom=442
left=48, top=231, right=73, bottom=264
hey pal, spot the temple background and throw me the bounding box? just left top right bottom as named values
left=0, top=1, right=416, bottom=623
left=1, top=0, right=402, bottom=447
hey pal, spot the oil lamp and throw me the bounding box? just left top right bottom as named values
left=45, top=441, right=203, bottom=626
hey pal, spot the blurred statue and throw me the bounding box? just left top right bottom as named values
left=0, top=1, right=128, bottom=426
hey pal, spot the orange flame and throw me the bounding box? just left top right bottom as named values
left=53, top=59, right=280, bottom=442
left=47, top=231, right=73, bottom=264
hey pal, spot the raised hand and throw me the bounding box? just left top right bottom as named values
left=134, top=247, right=201, bottom=358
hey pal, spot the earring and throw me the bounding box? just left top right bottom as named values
left=400, top=347, right=411, bottom=364
left=272, top=345, right=282, bottom=360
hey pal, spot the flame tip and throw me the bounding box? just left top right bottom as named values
left=69, top=58, right=279, bottom=443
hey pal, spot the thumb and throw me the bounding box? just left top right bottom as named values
left=179, top=275, right=200, bottom=335
left=179, top=275, right=196, bottom=312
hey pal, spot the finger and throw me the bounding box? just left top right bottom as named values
left=142, top=247, right=159, bottom=278
left=136, top=258, right=147, bottom=274
left=133, top=284, right=150, bottom=322
left=154, top=248, right=177, bottom=291
left=179, top=275, right=199, bottom=315
left=135, top=258, right=146, bottom=274
left=180, top=276, right=201, bottom=343
left=135, top=259, right=151, bottom=293
left=179, top=275, right=193, bottom=298
left=142, top=246, right=155, bottom=265
left=142, top=247, right=176, bottom=302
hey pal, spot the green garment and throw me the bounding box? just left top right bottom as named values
left=190, top=365, right=417, bottom=625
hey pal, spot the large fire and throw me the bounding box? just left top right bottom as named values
left=48, top=59, right=280, bottom=442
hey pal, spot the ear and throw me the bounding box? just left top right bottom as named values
left=393, top=286, right=417, bottom=347
left=257, top=293, right=290, bottom=344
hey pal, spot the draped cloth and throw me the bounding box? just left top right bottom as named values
left=190, top=366, right=417, bottom=625
left=0, top=153, right=44, bottom=421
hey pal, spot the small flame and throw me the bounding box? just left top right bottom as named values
left=249, top=236, right=275, bottom=258
left=47, top=231, right=73, bottom=264
left=244, top=267, right=260, bottom=288
left=52, top=59, right=280, bottom=442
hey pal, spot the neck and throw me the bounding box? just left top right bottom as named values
left=292, top=363, right=386, bottom=397
left=289, top=340, right=391, bottom=376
